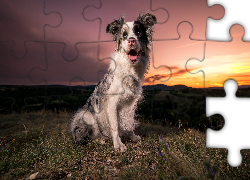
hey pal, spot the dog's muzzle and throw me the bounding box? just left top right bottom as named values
left=126, top=38, right=140, bottom=63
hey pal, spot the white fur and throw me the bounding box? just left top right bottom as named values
left=71, top=17, right=154, bottom=152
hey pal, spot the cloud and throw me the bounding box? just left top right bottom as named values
left=144, top=74, right=170, bottom=83
left=145, top=66, right=201, bottom=83
left=172, top=69, right=187, bottom=76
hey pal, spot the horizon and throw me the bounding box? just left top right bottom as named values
left=2, top=83, right=250, bottom=89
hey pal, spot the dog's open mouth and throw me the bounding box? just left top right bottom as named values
left=126, top=50, right=140, bottom=63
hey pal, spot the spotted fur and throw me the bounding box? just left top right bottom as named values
left=71, top=12, right=157, bottom=151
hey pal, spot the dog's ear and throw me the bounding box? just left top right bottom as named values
left=137, top=12, right=157, bottom=42
left=137, top=12, right=157, bottom=29
left=106, top=16, right=124, bottom=41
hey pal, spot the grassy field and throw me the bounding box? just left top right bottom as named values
left=0, top=110, right=249, bottom=179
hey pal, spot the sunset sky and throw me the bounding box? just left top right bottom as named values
left=0, top=0, right=249, bottom=88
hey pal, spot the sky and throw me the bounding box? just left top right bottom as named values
left=0, top=0, right=249, bottom=88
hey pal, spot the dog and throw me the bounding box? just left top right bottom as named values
left=71, top=12, right=157, bottom=152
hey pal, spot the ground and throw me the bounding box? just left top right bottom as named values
left=0, top=110, right=249, bottom=179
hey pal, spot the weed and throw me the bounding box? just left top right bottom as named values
left=0, top=111, right=249, bottom=179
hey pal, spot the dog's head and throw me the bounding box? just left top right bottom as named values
left=106, top=12, right=157, bottom=64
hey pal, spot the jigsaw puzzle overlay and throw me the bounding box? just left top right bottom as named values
left=207, top=79, right=250, bottom=167
left=207, top=0, right=250, bottom=41
left=1, top=0, right=250, bottom=179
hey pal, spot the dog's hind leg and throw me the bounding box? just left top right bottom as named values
left=71, top=109, right=100, bottom=144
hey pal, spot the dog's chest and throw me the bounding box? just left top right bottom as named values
left=108, top=75, right=141, bottom=102
left=121, top=75, right=141, bottom=93
left=120, top=80, right=142, bottom=104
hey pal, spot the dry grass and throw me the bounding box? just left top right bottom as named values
left=0, top=110, right=249, bottom=179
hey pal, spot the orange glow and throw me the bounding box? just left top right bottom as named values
left=144, top=25, right=250, bottom=88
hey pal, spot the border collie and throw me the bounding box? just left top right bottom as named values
left=71, top=12, right=156, bottom=151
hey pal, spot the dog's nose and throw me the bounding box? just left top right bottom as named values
left=128, top=37, right=136, bottom=46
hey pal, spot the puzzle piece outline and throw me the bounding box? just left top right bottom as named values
left=0, top=0, right=249, bottom=173
left=207, top=0, right=250, bottom=41
left=206, top=79, right=250, bottom=167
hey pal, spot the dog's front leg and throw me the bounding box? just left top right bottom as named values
left=107, top=98, right=127, bottom=152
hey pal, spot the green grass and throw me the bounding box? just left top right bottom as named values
left=0, top=110, right=249, bottom=179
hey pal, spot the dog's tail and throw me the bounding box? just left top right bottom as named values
left=71, top=108, right=92, bottom=145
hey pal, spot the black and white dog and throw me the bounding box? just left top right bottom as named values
left=71, top=12, right=156, bottom=151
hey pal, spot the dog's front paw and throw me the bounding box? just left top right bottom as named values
left=119, top=143, right=127, bottom=152
left=114, top=142, right=127, bottom=152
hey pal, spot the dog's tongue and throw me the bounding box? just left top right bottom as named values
left=128, top=50, right=138, bottom=61
left=129, top=54, right=137, bottom=61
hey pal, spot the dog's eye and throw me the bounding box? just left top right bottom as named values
left=123, top=32, right=128, bottom=38
left=137, top=31, right=141, bottom=35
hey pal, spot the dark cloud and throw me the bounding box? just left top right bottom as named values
left=144, top=74, right=171, bottom=83
left=144, top=67, right=201, bottom=83
left=0, top=1, right=117, bottom=85
left=0, top=41, right=112, bottom=85
left=172, top=69, right=187, bottom=76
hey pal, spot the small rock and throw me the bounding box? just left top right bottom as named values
left=107, top=157, right=112, bottom=163
left=67, top=173, right=72, bottom=178
left=27, top=172, right=40, bottom=180
left=111, top=167, right=117, bottom=177
left=152, top=163, right=156, bottom=170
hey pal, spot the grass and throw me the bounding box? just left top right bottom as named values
left=0, top=110, right=249, bottom=179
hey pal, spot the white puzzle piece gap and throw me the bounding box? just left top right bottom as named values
left=206, top=79, right=250, bottom=167
left=207, top=0, right=250, bottom=41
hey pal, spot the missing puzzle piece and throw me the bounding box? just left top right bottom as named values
left=207, top=0, right=250, bottom=41
left=206, top=79, right=250, bottom=167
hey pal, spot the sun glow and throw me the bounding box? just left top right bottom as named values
left=145, top=51, right=250, bottom=88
